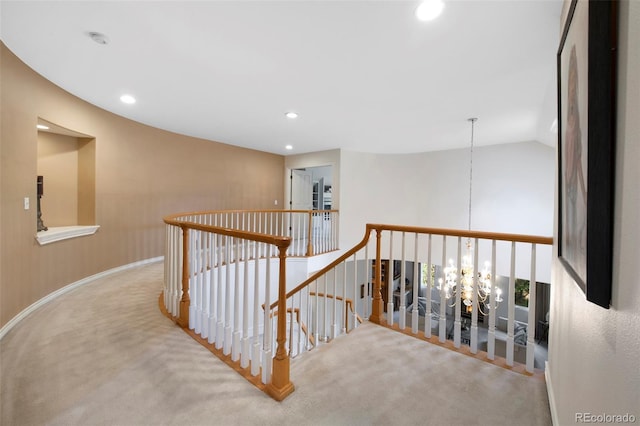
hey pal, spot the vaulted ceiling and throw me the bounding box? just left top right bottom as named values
left=0, top=1, right=562, bottom=155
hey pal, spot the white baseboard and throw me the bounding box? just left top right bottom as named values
left=545, top=360, right=559, bottom=426
left=0, top=256, right=164, bottom=340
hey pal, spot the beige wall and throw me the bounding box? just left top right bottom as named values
left=0, top=43, right=285, bottom=328
left=548, top=1, right=640, bottom=423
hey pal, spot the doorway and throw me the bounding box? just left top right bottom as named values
left=290, top=166, right=332, bottom=211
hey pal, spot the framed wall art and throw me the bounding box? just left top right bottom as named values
left=557, top=0, right=617, bottom=308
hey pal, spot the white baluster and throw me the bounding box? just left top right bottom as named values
left=439, top=236, right=447, bottom=343
left=241, top=239, right=251, bottom=368
left=215, top=236, right=224, bottom=350
left=232, top=238, right=242, bottom=362
left=506, top=241, right=516, bottom=366
left=288, top=296, right=295, bottom=357
left=201, top=231, right=210, bottom=340
left=195, top=230, right=203, bottom=335
left=350, top=254, right=356, bottom=331
left=387, top=231, right=395, bottom=325
left=303, top=286, right=311, bottom=351
left=487, top=240, right=497, bottom=360
left=165, top=225, right=172, bottom=315
left=364, top=246, right=370, bottom=320
left=251, top=241, right=261, bottom=377
left=166, top=225, right=171, bottom=298
left=470, top=238, right=479, bottom=354
left=323, top=275, right=328, bottom=341
left=189, top=229, right=196, bottom=330
left=208, top=232, right=217, bottom=344
left=424, top=234, right=432, bottom=339
left=454, top=237, right=462, bottom=349
left=412, top=234, right=419, bottom=334
left=171, top=225, right=181, bottom=313
left=331, top=268, right=337, bottom=339
left=399, top=232, right=406, bottom=330
left=526, top=244, right=537, bottom=373
left=169, top=224, right=175, bottom=314
left=175, top=227, right=182, bottom=315
left=313, top=280, right=319, bottom=345
left=223, top=236, right=232, bottom=356
left=261, top=247, right=272, bottom=384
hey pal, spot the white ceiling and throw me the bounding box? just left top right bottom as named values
left=0, top=0, right=562, bottom=155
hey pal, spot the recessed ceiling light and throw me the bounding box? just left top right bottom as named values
left=285, top=145, right=293, bottom=150
left=36, top=124, right=49, bottom=130
left=415, top=0, right=444, bottom=21
left=120, top=94, right=136, bottom=104
left=285, top=112, right=298, bottom=119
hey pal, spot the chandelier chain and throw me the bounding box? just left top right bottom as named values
left=468, top=117, right=477, bottom=233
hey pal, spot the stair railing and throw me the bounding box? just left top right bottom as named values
left=275, top=224, right=553, bottom=377
left=163, top=212, right=295, bottom=400
left=164, top=209, right=338, bottom=257
left=163, top=213, right=552, bottom=401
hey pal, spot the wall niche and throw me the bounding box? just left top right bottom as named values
left=36, top=118, right=98, bottom=244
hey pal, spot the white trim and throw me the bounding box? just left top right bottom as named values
left=36, top=225, right=100, bottom=245
left=545, top=361, right=559, bottom=426
left=0, top=256, right=163, bottom=340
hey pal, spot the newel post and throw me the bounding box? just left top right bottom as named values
left=369, top=229, right=384, bottom=324
left=306, top=211, right=314, bottom=256
left=177, top=225, right=190, bottom=328
left=266, top=245, right=295, bottom=401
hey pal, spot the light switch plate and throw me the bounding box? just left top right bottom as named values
left=24, top=197, right=29, bottom=210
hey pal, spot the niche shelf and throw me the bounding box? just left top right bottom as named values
left=36, top=225, right=100, bottom=246
left=36, top=118, right=97, bottom=243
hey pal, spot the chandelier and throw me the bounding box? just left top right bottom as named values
left=437, top=118, right=502, bottom=315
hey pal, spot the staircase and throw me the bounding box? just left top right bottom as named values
left=161, top=209, right=553, bottom=400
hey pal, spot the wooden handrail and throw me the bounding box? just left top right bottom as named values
left=168, top=221, right=291, bottom=249
left=269, top=227, right=375, bottom=310
left=366, top=224, right=553, bottom=246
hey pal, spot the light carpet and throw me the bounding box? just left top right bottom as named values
left=0, top=262, right=551, bottom=426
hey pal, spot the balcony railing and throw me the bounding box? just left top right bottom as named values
left=161, top=211, right=552, bottom=401
left=164, top=209, right=338, bottom=258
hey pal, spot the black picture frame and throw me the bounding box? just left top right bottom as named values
left=557, top=0, right=617, bottom=309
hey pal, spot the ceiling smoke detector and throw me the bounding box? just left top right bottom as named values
left=88, top=32, right=109, bottom=45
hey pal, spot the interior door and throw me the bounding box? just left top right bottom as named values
left=291, top=169, right=313, bottom=210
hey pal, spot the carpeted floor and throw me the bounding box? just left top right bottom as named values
left=0, top=262, right=552, bottom=426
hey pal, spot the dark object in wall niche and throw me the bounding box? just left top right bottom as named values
left=557, top=0, right=617, bottom=309
left=37, top=175, right=48, bottom=232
